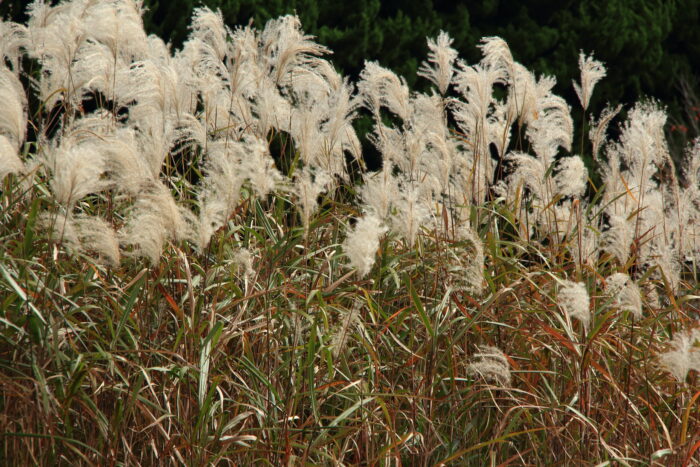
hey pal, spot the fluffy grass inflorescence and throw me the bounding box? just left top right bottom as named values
left=557, top=279, right=591, bottom=331
left=1, top=1, right=700, bottom=465
left=658, top=328, right=700, bottom=382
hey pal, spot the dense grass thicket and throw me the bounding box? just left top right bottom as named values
left=2, top=1, right=700, bottom=464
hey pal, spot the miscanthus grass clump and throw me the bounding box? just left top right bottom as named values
left=1, top=1, right=700, bottom=464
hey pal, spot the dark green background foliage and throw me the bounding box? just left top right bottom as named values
left=138, top=0, right=699, bottom=120
left=3, top=0, right=699, bottom=136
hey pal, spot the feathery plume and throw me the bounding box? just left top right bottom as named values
left=289, top=107, right=324, bottom=168
left=239, top=136, right=284, bottom=198
left=121, top=182, right=197, bottom=264
left=84, top=0, right=149, bottom=61
left=453, top=36, right=511, bottom=125
left=452, top=61, right=507, bottom=126
left=0, top=66, right=27, bottom=150
left=190, top=7, right=229, bottom=61
left=43, top=112, right=154, bottom=206
left=555, top=156, right=587, bottom=198
left=600, top=214, right=633, bottom=264
left=45, top=142, right=110, bottom=208
left=0, top=135, right=24, bottom=181
left=589, top=104, right=622, bottom=160
left=261, top=15, right=329, bottom=84
left=358, top=61, right=411, bottom=121
left=295, top=166, right=331, bottom=233
left=26, top=0, right=89, bottom=109
left=598, top=102, right=681, bottom=292
left=558, top=280, right=591, bottom=331
left=449, top=39, right=515, bottom=204
left=197, top=139, right=247, bottom=249
left=613, top=101, right=667, bottom=183
left=360, top=168, right=400, bottom=219
left=501, top=151, right=549, bottom=205
left=658, top=328, right=700, bottom=382
left=678, top=139, right=700, bottom=263
left=72, top=214, right=121, bottom=266
left=527, top=78, right=573, bottom=163
left=507, top=62, right=538, bottom=125
left=0, top=20, right=28, bottom=72
left=467, top=345, right=511, bottom=386
left=640, top=239, right=681, bottom=293
left=254, top=79, right=292, bottom=137
left=390, top=183, right=431, bottom=247
left=573, top=52, right=606, bottom=111
left=478, top=36, right=513, bottom=82
left=446, top=222, right=485, bottom=294
left=42, top=212, right=120, bottom=266
left=418, top=31, right=458, bottom=95
left=605, top=273, right=643, bottom=319
left=343, top=213, right=387, bottom=277
left=233, top=248, right=256, bottom=279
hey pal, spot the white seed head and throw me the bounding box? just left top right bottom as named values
left=233, top=248, right=256, bottom=279
left=343, top=214, right=387, bottom=277
left=445, top=223, right=485, bottom=294
left=41, top=212, right=120, bottom=266
left=295, top=166, right=331, bottom=233
left=0, top=66, right=26, bottom=150
left=121, top=182, right=197, bottom=264
left=360, top=168, right=399, bottom=219
left=467, top=345, right=511, bottom=386
left=358, top=61, right=411, bottom=121
left=555, top=156, right=587, bottom=198
left=0, top=135, right=24, bottom=181
left=390, top=183, right=431, bottom=247
left=601, top=215, right=633, bottom=264
left=573, top=51, right=606, bottom=110
left=605, top=273, right=642, bottom=319
left=658, top=328, right=700, bottom=382
left=558, top=280, right=591, bottom=331
left=418, top=31, right=458, bottom=95
left=0, top=20, right=28, bottom=71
